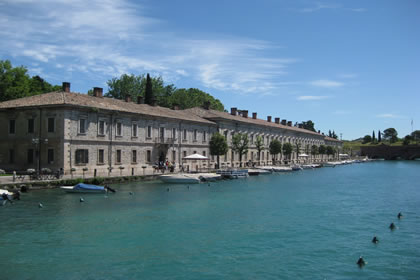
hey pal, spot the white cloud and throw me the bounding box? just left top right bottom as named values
left=0, top=0, right=299, bottom=96
left=376, top=113, right=404, bottom=119
left=297, top=95, right=329, bottom=101
left=310, top=79, right=344, bottom=88
left=300, top=3, right=340, bottom=13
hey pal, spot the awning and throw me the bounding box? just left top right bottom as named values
left=182, top=153, right=209, bottom=160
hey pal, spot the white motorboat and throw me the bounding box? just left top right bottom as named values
left=248, top=169, right=272, bottom=176
left=160, top=174, right=201, bottom=184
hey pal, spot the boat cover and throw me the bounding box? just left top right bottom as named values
left=73, top=183, right=104, bottom=191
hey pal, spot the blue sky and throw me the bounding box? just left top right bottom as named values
left=1, top=0, right=419, bottom=140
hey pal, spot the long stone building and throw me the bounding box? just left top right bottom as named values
left=0, top=82, right=341, bottom=176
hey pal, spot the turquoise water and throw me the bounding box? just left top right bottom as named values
left=1, top=161, right=420, bottom=279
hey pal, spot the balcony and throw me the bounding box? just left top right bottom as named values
left=154, top=137, right=176, bottom=144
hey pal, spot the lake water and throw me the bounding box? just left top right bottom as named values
left=1, top=161, right=420, bottom=279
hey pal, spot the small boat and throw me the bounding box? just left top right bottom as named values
left=216, top=169, right=249, bottom=179
left=248, top=169, right=272, bottom=176
left=60, top=183, right=112, bottom=193
left=291, top=165, right=303, bottom=171
left=160, top=174, right=201, bottom=184
left=1, top=189, right=14, bottom=203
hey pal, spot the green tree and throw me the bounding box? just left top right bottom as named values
left=106, top=74, right=143, bottom=100
left=378, top=130, right=382, bottom=142
left=411, top=130, right=420, bottom=144
left=144, top=73, right=154, bottom=105
left=383, top=128, right=398, bottom=143
left=168, top=88, right=224, bottom=111
left=231, top=133, right=249, bottom=167
left=318, top=145, right=327, bottom=161
left=209, top=132, right=228, bottom=169
left=326, top=146, right=335, bottom=160
left=362, top=135, right=372, bottom=144
left=372, top=130, right=376, bottom=143
left=282, top=142, right=293, bottom=161
left=255, top=135, right=264, bottom=164
left=311, top=145, right=319, bottom=161
left=302, top=120, right=316, bottom=132
left=269, top=139, right=282, bottom=163
left=403, top=135, right=411, bottom=146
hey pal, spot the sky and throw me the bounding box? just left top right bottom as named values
left=1, top=0, right=419, bottom=140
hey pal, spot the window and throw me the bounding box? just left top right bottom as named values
left=146, top=150, right=151, bottom=162
left=224, top=130, right=228, bottom=139
left=262, top=152, right=264, bottom=160
left=116, top=122, right=122, bottom=136
left=147, top=126, right=152, bottom=138
left=132, top=123, right=138, bottom=137
left=28, top=119, right=34, bottom=134
left=193, top=129, right=197, bottom=141
left=132, top=150, right=137, bottom=163
left=9, top=149, right=14, bottom=164
left=172, top=128, right=176, bottom=139
left=193, top=150, right=197, bottom=154
left=231, top=151, right=235, bottom=161
left=116, top=150, right=122, bottom=163
left=79, top=118, right=86, bottom=134
left=203, top=151, right=206, bottom=157
left=48, top=118, right=55, bottom=133
left=250, top=135, right=254, bottom=144
left=183, top=151, right=187, bottom=158
left=251, top=151, right=254, bottom=161
left=98, top=149, right=104, bottom=164
left=75, top=149, right=89, bottom=164
left=9, top=119, right=15, bottom=134
left=98, top=120, right=106, bottom=136
left=47, top=149, right=54, bottom=164
left=203, top=131, right=206, bottom=141
left=160, top=127, right=165, bottom=140
left=183, top=129, right=187, bottom=140
left=27, top=149, right=34, bottom=164
left=172, top=150, right=176, bottom=161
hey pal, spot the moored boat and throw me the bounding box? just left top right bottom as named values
left=160, top=174, right=201, bottom=184
left=60, top=183, right=113, bottom=193
left=216, top=169, right=249, bottom=179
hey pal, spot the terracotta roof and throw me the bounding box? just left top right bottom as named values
left=185, top=107, right=331, bottom=139
left=324, top=136, right=342, bottom=142
left=0, top=91, right=215, bottom=125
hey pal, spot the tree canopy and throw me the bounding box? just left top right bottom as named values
left=383, top=128, right=398, bottom=143
left=282, top=142, right=293, bottom=159
left=209, top=132, right=228, bottom=169
left=302, top=120, right=316, bottom=132
left=269, top=139, right=282, bottom=162
left=105, top=73, right=224, bottom=111
left=362, top=135, right=372, bottom=144
left=0, top=60, right=60, bottom=102
left=255, top=135, right=264, bottom=161
left=231, top=133, right=249, bottom=166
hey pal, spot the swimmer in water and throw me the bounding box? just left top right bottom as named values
left=372, top=236, right=379, bottom=244
left=389, top=222, right=396, bottom=230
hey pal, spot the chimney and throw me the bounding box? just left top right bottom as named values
left=242, top=110, right=248, bottom=118
left=287, top=121, right=292, bottom=126
left=252, top=112, right=257, bottom=119
left=281, top=119, right=287, bottom=125
left=267, top=116, right=272, bottom=122
left=62, top=82, right=70, bottom=92
left=137, top=96, right=144, bottom=104
left=230, top=107, right=237, bottom=116
left=93, top=87, right=103, bottom=97
left=275, top=117, right=280, bottom=124
left=318, top=130, right=321, bottom=133
left=125, top=96, right=132, bottom=102
left=203, top=101, right=211, bottom=110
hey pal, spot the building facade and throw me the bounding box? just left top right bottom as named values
left=0, top=83, right=342, bottom=176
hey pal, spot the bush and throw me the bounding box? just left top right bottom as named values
left=0, top=169, right=5, bottom=175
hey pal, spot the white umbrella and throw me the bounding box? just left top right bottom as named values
left=183, top=153, right=209, bottom=160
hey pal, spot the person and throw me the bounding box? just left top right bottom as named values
left=13, top=171, right=16, bottom=182
left=2, top=193, right=12, bottom=204
left=372, top=236, right=379, bottom=244
left=397, top=212, right=403, bottom=219
left=389, top=222, right=396, bottom=230
left=357, top=256, right=366, bottom=267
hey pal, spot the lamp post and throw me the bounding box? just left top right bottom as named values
left=32, top=137, right=48, bottom=176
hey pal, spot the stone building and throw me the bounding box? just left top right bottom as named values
left=0, top=82, right=342, bottom=176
